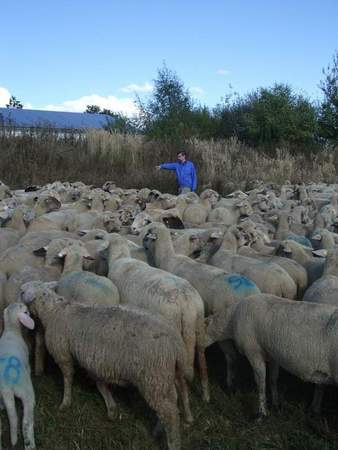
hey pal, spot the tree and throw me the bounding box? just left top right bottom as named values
left=86, top=104, right=101, bottom=113
left=6, top=95, right=23, bottom=109
left=136, top=63, right=195, bottom=144
left=215, top=84, right=318, bottom=149
left=318, top=51, right=338, bottom=142
left=85, top=104, right=136, bottom=134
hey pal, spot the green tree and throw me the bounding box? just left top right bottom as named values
left=85, top=104, right=136, bottom=134
left=215, top=84, right=317, bottom=149
left=86, top=104, right=101, bottom=113
left=319, top=51, right=338, bottom=142
left=137, top=63, right=195, bottom=144
left=6, top=95, right=23, bottom=109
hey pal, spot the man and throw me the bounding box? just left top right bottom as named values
left=156, top=151, right=197, bottom=194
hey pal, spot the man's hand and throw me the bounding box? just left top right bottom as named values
left=155, top=165, right=161, bottom=171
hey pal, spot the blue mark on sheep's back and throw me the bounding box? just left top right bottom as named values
left=0, top=356, right=22, bottom=385
left=226, top=274, right=258, bottom=293
left=287, top=235, right=312, bottom=248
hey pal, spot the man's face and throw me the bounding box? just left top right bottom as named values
left=177, top=153, right=186, bottom=163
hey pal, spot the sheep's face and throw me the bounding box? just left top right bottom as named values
left=103, top=212, right=122, bottom=233
left=20, top=281, right=60, bottom=314
left=130, top=213, right=152, bottom=235
left=236, top=201, right=253, bottom=218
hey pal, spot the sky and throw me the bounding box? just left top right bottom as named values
left=1, top=0, right=337, bottom=116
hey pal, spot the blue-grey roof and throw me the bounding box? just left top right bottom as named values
left=0, top=108, right=114, bottom=129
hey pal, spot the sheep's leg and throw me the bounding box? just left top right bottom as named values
left=248, top=354, right=268, bottom=419
left=310, top=385, right=324, bottom=415
left=219, top=340, right=236, bottom=391
left=150, top=387, right=181, bottom=450
left=34, top=329, right=45, bottom=376
left=22, top=396, right=36, bottom=450
left=175, top=369, right=193, bottom=424
left=269, top=361, right=280, bottom=410
left=3, top=391, right=18, bottom=446
left=197, top=349, right=210, bottom=402
left=96, top=381, right=118, bottom=421
left=58, top=360, right=74, bottom=411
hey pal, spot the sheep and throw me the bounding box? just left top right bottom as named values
left=143, top=223, right=260, bottom=390
left=207, top=199, right=253, bottom=225
left=20, top=281, right=192, bottom=450
left=205, top=293, right=338, bottom=418
left=202, top=226, right=298, bottom=299
left=56, top=242, right=120, bottom=307
left=277, top=239, right=326, bottom=285
left=106, top=233, right=208, bottom=405
left=0, top=303, right=35, bottom=450
left=303, top=248, right=338, bottom=305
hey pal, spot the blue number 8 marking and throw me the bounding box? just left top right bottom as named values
left=0, top=356, right=21, bottom=385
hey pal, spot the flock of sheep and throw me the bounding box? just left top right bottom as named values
left=0, top=178, right=338, bottom=449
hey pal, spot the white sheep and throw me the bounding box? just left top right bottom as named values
left=20, top=281, right=192, bottom=450
left=205, top=293, right=338, bottom=418
left=0, top=303, right=35, bottom=450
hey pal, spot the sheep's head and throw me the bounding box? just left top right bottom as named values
left=4, top=302, right=35, bottom=330
left=130, top=213, right=153, bottom=235
left=143, top=224, right=169, bottom=251
left=20, top=280, right=60, bottom=315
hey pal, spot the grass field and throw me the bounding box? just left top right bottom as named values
left=2, top=347, right=338, bottom=450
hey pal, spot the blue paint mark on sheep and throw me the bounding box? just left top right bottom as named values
left=226, top=274, right=257, bottom=293
left=287, top=235, right=312, bottom=248
left=0, top=356, right=22, bottom=385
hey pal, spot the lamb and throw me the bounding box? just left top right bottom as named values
left=205, top=293, right=338, bottom=418
left=0, top=303, right=36, bottom=450
left=20, top=281, right=192, bottom=450
left=106, top=233, right=208, bottom=405
left=143, top=223, right=260, bottom=390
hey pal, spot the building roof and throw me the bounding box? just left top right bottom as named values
left=0, top=107, right=114, bottom=129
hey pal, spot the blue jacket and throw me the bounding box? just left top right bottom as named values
left=160, top=161, right=197, bottom=191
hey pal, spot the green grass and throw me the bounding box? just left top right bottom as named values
left=1, top=347, right=338, bottom=450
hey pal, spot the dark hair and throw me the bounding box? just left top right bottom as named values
left=177, top=151, right=187, bottom=158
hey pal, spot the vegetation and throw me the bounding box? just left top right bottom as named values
left=0, top=128, right=337, bottom=193
left=6, top=95, right=23, bottom=109
left=319, top=51, right=338, bottom=142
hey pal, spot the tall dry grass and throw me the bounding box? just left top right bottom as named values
left=0, top=127, right=337, bottom=193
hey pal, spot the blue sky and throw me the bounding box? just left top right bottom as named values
left=1, top=0, right=337, bottom=115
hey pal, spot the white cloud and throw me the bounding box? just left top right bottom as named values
left=23, top=103, right=33, bottom=109
left=217, top=69, right=231, bottom=76
left=120, top=82, right=153, bottom=93
left=43, top=94, right=139, bottom=117
left=0, top=87, right=11, bottom=106
left=190, top=86, right=204, bottom=96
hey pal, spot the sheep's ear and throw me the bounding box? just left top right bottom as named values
left=18, top=312, right=35, bottom=330
left=78, top=230, right=89, bottom=237
left=210, top=231, right=222, bottom=239
left=312, top=249, right=327, bottom=258
left=282, top=243, right=292, bottom=254
left=311, top=234, right=322, bottom=241
left=33, top=246, right=48, bottom=257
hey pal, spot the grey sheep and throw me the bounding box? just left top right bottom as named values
left=20, top=281, right=192, bottom=450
